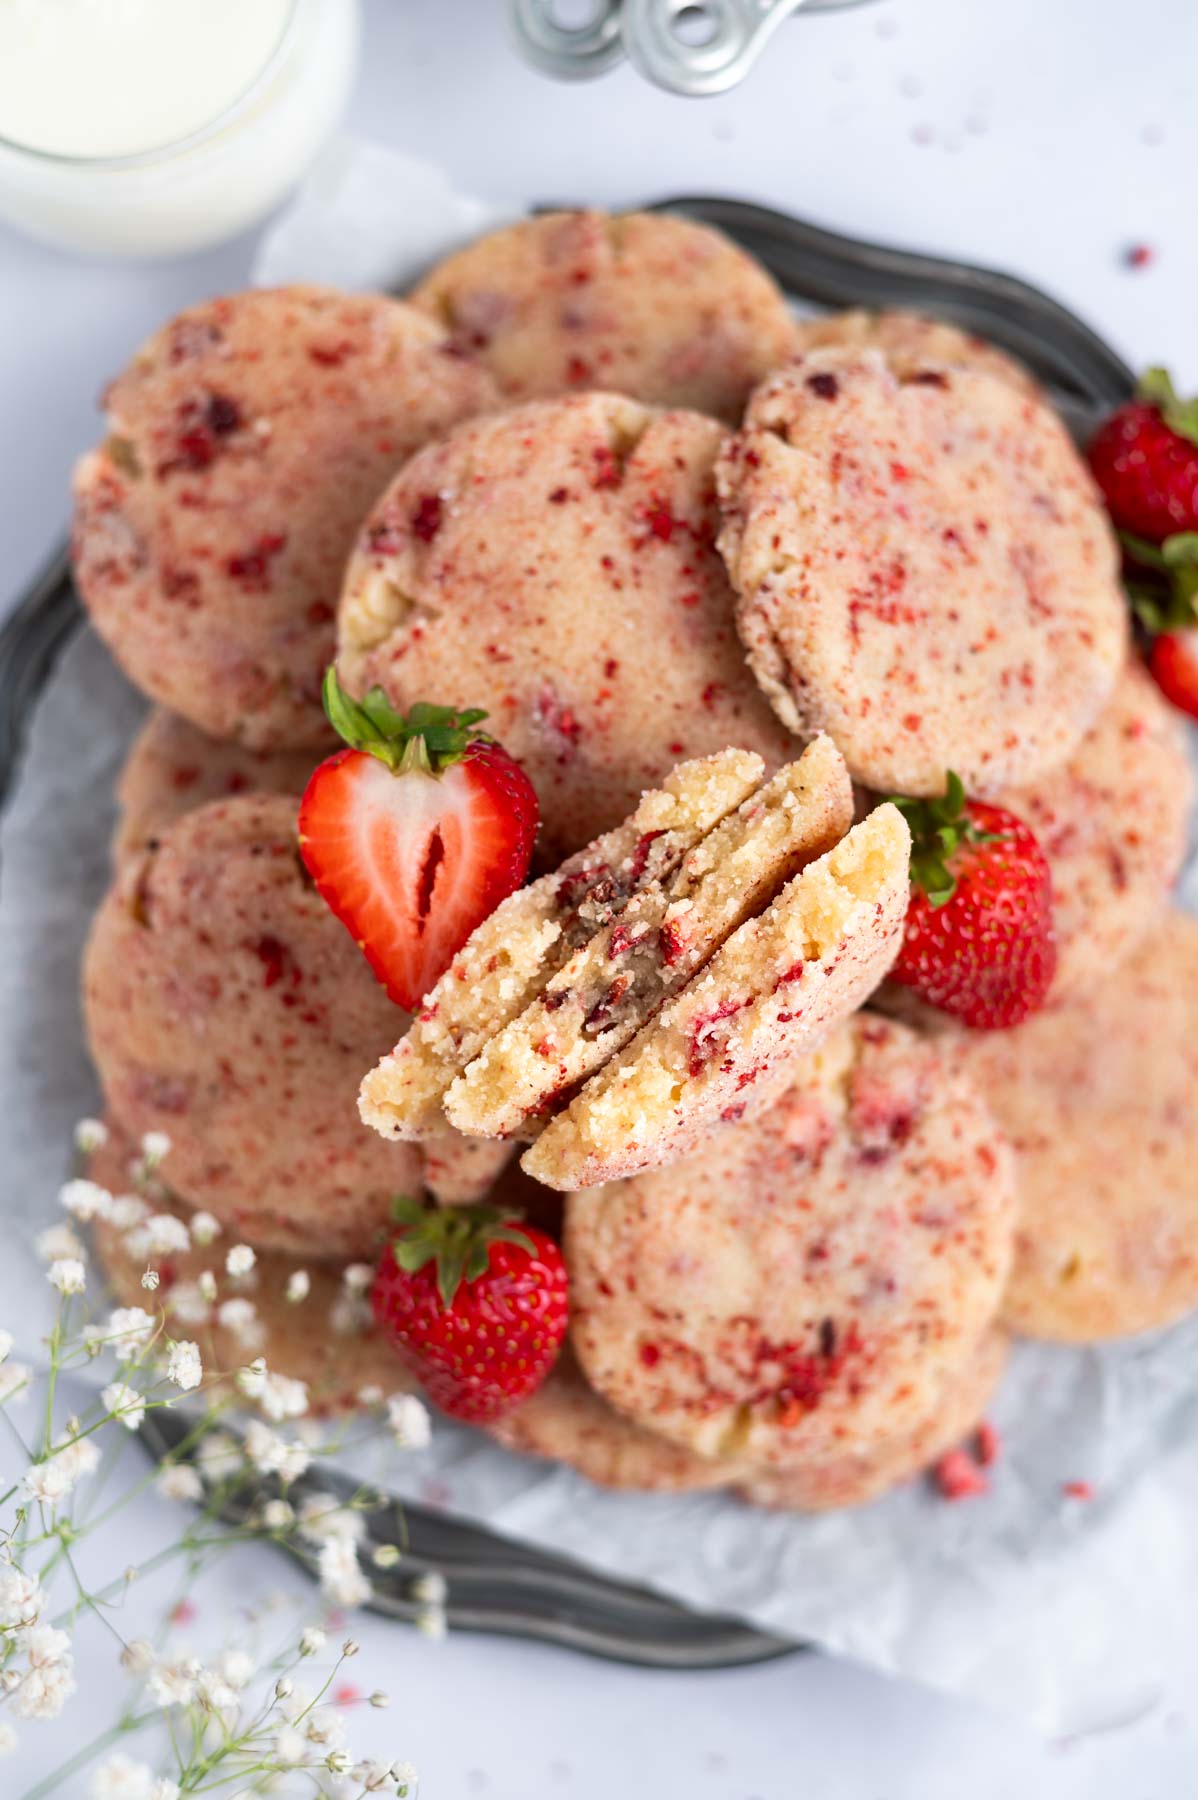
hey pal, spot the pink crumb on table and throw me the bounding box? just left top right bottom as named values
left=1063, top=1479, right=1094, bottom=1501
left=976, top=1420, right=1001, bottom=1467
left=934, top=1448, right=989, bottom=1500
left=1124, top=243, right=1155, bottom=270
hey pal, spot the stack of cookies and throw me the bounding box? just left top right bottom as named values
left=73, top=209, right=1197, bottom=1507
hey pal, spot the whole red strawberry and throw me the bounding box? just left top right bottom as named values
left=887, top=774, right=1057, bottom=1029
left=299, top=672, right=539, bottom=1010
left=371, top=1198, right=568, bottom=1423
left=1088, top=369, right=1198, bottom=542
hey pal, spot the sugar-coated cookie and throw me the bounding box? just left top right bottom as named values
left=717, top=347, right=1126, bottom=797
left=738, top=1331, right=1007, bottom=1511
left=446, top=737, right=853, bottom=1141
left=337, top=393, right=795, bottom=862
left=523, top=806, right=910, bottom=1189
left=566, top=1013, right=1015, bottom=1465
left=73, top=287, right=497, bottom=749
left=961, top=914, right=1198, bottom=1341
left=791, top=308, right=1038, bottom=398
left=410, top=209, right=799, bottom=424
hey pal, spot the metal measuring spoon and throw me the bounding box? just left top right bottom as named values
left=508, top=0, right=879, bottom=94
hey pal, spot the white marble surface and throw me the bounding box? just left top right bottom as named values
left=2, top=0, right=1198, bottom=1792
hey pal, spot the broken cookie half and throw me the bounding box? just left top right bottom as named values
left=360, top=737, right=910, bottom=1190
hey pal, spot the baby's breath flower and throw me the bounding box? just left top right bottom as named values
left=286, top=1269, right=311, bottom=1304
left=89, top=1750, right=153, bottom=1798
left=341, top=1637, right=360, bottom=1658
left=357, top=1384, right=383, bottom=1407
left=47, top=1257, right=86, bottom=1296
left=198, top=1269, right=218, bottom=1301
left=189, top=1210, right=220, bottom=1246
left=297, top=1494, right=364, bottom=1545
left=22, top=1436, right=99, bottom=1506
left=416, top=1607, right=447, bottom=1642
left=326, top=1749, right=351, bottom=1774
left=148, top=1655, right=200, bottom=1708
left=369, top=1690, right=389, bottom=1708
left=156, top=1463, right=202, bottom=1503
left=299, top=1626, right=326, bottom=1657
left=318, top=1538, right=371, bottom=1610
left=275, top=1675, right=294, bottom=1700
left=60, top=1176, right=112, bottom=1221
left=74, top=1116, right=109, bottom=1153
left=331, top=1290, right=372, bottom=1336
left=0, top=1361, right=32, bottom=1405
left=196, top=1431, right=241, bottom=1485
left=371, top=1544, right=400, bottom=1570
left=217, top=1298, right=263, bottom=1349
left=17, top=1624, right=75, bottom=1719
left=0, top=1721, right=16, bottom=1756
left=0, top=1328, right=11, bottom=1363
left=237, top=1359, right=309, bottom=1422
left=410, top=1571, right=447, bottom=1607
left=109, top=1194, right=148, bottom=1231
left=166, top=1339, right=202, bottom=1392
left=120, top=1638, right=156, bottom=1676
left=35, top=1222, right=84, bottom=1263
left=96, top=1306, right=155, bottom=1360
left=272, top=1724, right=311, bottom=1768
left=356, top=1761, right=394, bottom=1792
left=0, top=1565, right=43, bottom=1627
left=226, top=1244, right=256, bottom=1279
left=140, top=1270, right=160, bottom=1292
left=244, top=1420, right=310, bottom=1483
left=140, top=1130, right=172, bottom=1165
left=150, top=1780, right=181, bottom=1800
left=262, top=1498, right=295, bottom=1531
left=165, top=1280, right=209, bottom=1327
left=101, top=1381, right=146, bottom=1431
left=387, top=1393, right=431, bottom=1449
left=393, top=1760, right=419, bottom=1796
left=0, top=1670, right=18, bottom=1694
left=144, top=1214, right=190, bottom=1256
left=343, top=1264, right=373, bottom=1294
left=218, top=1647, right=254, bottom=1689
left=196, top=1667, right=236, bottom=1712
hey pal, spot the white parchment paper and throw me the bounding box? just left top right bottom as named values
left=3, top=138, right=1198, bottom=1734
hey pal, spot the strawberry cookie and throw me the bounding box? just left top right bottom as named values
left=524, top=804, right=910, bottom=1189
left=717, top=347, right=1126, bottom=797
left=115, top=708, right=324, bottom=861
left=446, top=735, right=853, bottom=1141
left=409, top=209, right=799, bottom=425
left=84, top=792, right=480, bottom=1259
left=88, top=1128, right=418, bottom=1416
left=565, top=1014, right=1015, bottom=1467
left=1000, top=659, right=1192, bottom=998
left=359, top=747, right=766, bottom=1141
left=336, top=393, right=795, bottom=861
left=739, top=1331, right=1008, bottom=1511
left=791, top=307, right=1038, bottom=398
left=73, top=287, right=497, bottom=750
left=961, top=914, right=1198, bottom=1341
left=487, top=1346, right=738, bottom=1493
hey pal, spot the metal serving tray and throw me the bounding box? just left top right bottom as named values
left=0, top=198, right=1134, bottom=1668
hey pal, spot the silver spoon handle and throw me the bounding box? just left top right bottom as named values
left=623, top=0, right=806, bottom=97
left=507, top=0, right=627, bottom=81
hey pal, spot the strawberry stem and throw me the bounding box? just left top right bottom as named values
left=322, top=667, right=491, bottom=776
left=886, top=771, right=1003, bottom=909
left=389, top=1194, right=537, bottom=1310
left=1119, top=531, right=1198, bottom=634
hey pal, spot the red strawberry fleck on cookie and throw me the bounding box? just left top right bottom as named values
left=371, top=1198, right=568, bottom=1422
left=887, top=773, right=1057, bottom=1029
left=298, top=671, right=538, bottom=1011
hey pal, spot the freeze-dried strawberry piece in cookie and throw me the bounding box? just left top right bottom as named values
left=409, top=209, right=799, bottom=424
left=84, top=792, right=454, bottom=1260
left=998, top=660, right=1192, bottom=999
left=717, top=347, right=1126, bottom=797
left=960, top=914, right=1198, bottom=1342
left=445, top=736, right=852, bottom=1140
left=298, top=678, right=538, bottom=1012
left=88, top=1125, right=420, bottom=1416
left=358, top=748, right=766, bottom=1141
left=72, top=287, right=497, bottom=749
left=523, top=805, right=910, bottom=1191
left=114, top=708, right=326, bottom=863
left=739, top=1331, right=1008, bottom=1512
left=336, top=393, right=795, bottom=862
left=790, top=307, right=1039, bottom=398
left=565, top=1013, right=1015, bottom=1467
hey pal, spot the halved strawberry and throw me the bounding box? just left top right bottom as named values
left=298, top=672, right=539, bottom=1010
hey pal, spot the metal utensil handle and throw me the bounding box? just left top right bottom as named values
left=507, top=0, right=627, bottom=81
left=623, top=0, right=805, bottom=97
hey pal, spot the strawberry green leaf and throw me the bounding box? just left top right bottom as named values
left=322, top=667, right=493, bottom=776
left=1120, top=531, right=1198, bottom=633
left=389, top=1198, right=539, bottom=1311
left=1139, top=367, right=1198, bottom=447
left=886, top=771, right=1003, bottom=908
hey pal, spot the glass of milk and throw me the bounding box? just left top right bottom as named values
left=0, top=0, right=360, bottom=257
